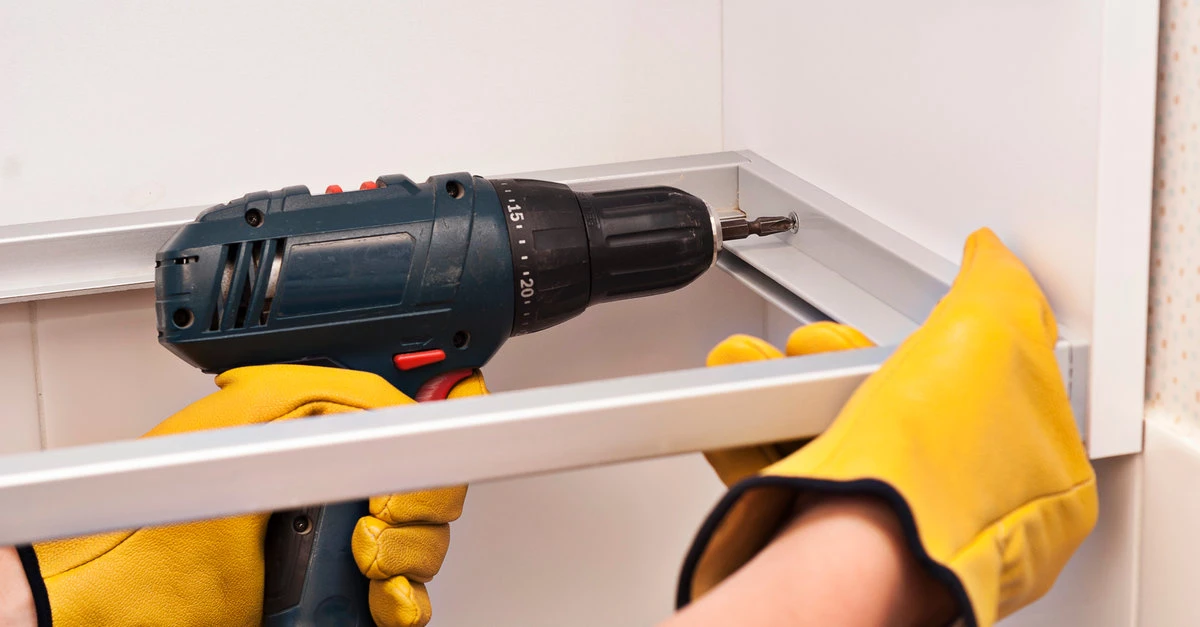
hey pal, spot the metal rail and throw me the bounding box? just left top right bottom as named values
left=0, top=151, right=1088, bottom=543
left=0, top=346, right=890, bottom=544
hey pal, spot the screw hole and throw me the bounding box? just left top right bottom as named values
left=445, top=180, right=465, bottom=199
left=452, top=330, right=470, bottom=349
left=172, top=308, right=194, bottom=329
left=245, top=208, right=264, bottom=227
left=292, top=515, right=312, bottom=534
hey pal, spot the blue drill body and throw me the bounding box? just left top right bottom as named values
left=156, top=173, right=515, bottom=398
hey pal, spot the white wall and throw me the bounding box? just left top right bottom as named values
left=1137, top=1, right=1200, bottom=623
left=0, top=3, right=737, bottom=626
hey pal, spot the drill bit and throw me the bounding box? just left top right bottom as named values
left=720, top=213, right=798, bottom=242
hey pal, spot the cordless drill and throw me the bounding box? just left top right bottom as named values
left=154, top=171, right=794, bottom=626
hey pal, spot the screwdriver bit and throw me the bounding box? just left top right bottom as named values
left=720, top=213, right=798, bottom=242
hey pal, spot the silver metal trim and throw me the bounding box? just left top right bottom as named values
left=716, top=252, right=829, bottom=326
left=728, top=153, right=958, bottom=341
left=708, top=201, right=724, bottom=266
left=0, top=346, right=890, bottom=545
left=0, top=206, right=201, bottom=304
left=728, top=151, right=1087, bottom=435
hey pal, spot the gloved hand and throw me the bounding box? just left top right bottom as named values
left=701, top=321, right=873, bottom=486
left=679, top=228, right=1098, bottom=627
left=352, top=372, right=487, bottom=627
left=20, top=365, right=481, bottom=627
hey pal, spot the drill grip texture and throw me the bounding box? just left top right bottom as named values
left=263, top=501, right=371, bottom=627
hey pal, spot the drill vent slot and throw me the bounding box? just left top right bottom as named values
left=155, top=256, right=199, bottom=268
left=209, top=239, right=286, bottom=331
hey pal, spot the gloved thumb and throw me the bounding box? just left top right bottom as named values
left=785, top=321, right=874, bottom=356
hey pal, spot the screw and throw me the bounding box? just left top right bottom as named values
left=292, top=515, right=312, bottom=534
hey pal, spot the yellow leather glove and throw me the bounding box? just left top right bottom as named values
left=701, top=321, right=873, bottom=486
left=678, top=228, right=1098, bottom=627
left=20, top=365, right=481, bottom=627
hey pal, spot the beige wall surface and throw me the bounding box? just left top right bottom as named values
left=1149, top=0, right=1200, bottom=432
left=1138, top=2, right=1200, bottom=625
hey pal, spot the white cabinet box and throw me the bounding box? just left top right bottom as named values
left=0, top=2, right=1157, bottom=625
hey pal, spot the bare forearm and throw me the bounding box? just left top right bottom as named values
left=662, top=496, right=955, bottom=627
left=0, top=547, right=35, bottom=627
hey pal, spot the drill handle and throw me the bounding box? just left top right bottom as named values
left=263, top=501, right=372, bottom=626
left=261, top=368, right=477, bottom=627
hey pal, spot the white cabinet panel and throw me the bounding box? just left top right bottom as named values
left=0, top=303, right=40, bottom=453
left=34, top=290, right=216, bottom=447
left=435, top=455, right=723, bottom=627
left=724, top=1, right=1105, bottom=326
left=722, top=0, right=1158, bottom=458
left=0, top=1, right=721, bottom=226
left=2, top=2, right=1142, bottom=623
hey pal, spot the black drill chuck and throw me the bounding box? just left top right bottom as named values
left=490, top=179, right=717, bottom=335
left=580, top=186, right=719, bottom=304
left=488, top=178, right=794, bottom=337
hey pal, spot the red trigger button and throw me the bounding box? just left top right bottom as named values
left=325, top=185, right=343, bottom=194
left=415, top=368, right=475, bottom=402
left=359, top=181, right=378, bottom=190
left=393, top=349, right=446, bottom=371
